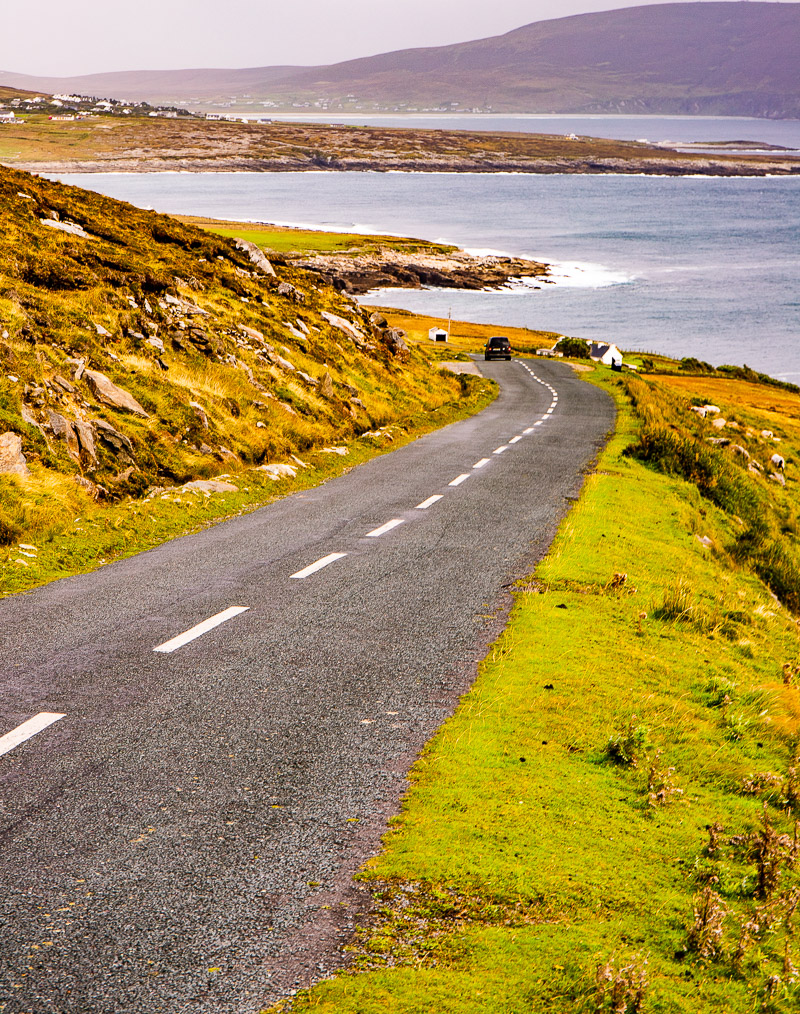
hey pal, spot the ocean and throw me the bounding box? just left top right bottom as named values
left=54, top=165, right=800, bottom=379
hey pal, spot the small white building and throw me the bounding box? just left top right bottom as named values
left=428, top=326, right=448, bottom=343
left=0, top=111, right=16, bottom=123
left=589, top=342, right=623, bottom=367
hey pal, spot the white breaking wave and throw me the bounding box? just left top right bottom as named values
left=534, top=260, right=635, bottom=288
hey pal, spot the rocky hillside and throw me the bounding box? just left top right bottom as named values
left=0, top=165, right=473, bottom=545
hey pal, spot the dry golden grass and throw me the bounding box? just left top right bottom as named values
left=371, top=306, right=561, bottom=356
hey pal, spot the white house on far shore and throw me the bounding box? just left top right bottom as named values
left=589, top=342, right=623, bottom=366
left=0, top=111, right=16, bottom=123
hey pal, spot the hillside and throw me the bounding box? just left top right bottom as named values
left=2, top=2, right=798, bottom=117
left=0, top=166, right=486, bottom=584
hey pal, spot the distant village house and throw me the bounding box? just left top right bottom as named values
left=0, top=111, right=16, bottom=123
left=589, top=342, right=623, bottom=367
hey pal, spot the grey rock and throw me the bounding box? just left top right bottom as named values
left=47, top=410, right=80, bottom=460
left=234, top=238, right=276, bottom=277
left=73, top=420, right=97, bottom=465
left=84, top=370, right=149, bottom=417
left=182, top=479, right=238, bottom=493
left=65, top=357, right=86, bottom=381
left=94, top=324, right=112, bottom=338
left=770, top=472, right=786, bottom=487
left=93, top=418, right=135, bottom=460
left=189, top=401, right=209, bottom=429
left=40, top=218, right=92, bottom=239
left=0, top=431, right=29, bottom=477
left=384, top=328, right=410, bottom=361
left=52, top=374, right=75, bottom=394
left=146, top=336, right=165, bottom=353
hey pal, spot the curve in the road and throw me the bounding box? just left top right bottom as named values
left=0, top=358, right=614, bottom=1013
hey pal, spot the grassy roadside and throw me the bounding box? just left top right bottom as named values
left=277, top=367, right=800, bottom=1013
left=372, top=306, right=562, bottom=359
left=0, top=376, right=494, bottom=598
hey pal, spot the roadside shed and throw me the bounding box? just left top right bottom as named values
left=428, top=326, right=448, bottom=343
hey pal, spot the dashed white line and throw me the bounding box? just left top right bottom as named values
left=448, top=473, right=471, bottom=487
left=291, top=552, right=348, bottom=579
left=0, top=712, right=66, bottom=759
left=509, top=435, right=523, bottom=444
left=366, top=519, right=405, bottom=538
left=416, top=494, right=444, bottom=509
left=473, top=458, right=491, bottom=469
left=523, top=427, right=535, bottom=435
left=154, top=606, right=250, bottom=652
left=493, top=445, right=509, bottom=455
left=534, top=420, right=544, bottom=426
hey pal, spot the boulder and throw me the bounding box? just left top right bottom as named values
left=84, top=370, right=149, bottom=417
left=256, top=463, right=297, bottom=481
left=234, top=238, right=276, bottom=277
left=711, top=417, right=727, bottom=430
left=94, top=323, right=112, bottom=338
left=770, top=472, right=786, bottom=487
left=321, top=311, right=366, bottom=345
left=321, top=446, right=349, bottom=456
left=319, top=372, right=335, bottom=400
left=73, top=420, right=97, bottom=465
left=47, top=410, right=80, bottom=460
left=0, top=431, right=29, bottom=477
left=93, top=418, right=135, bottom=460
left=383, top=328, right=410, bottom=361
left=189, top=401, right=209, bottom=429
left=182, top=479, right=238, bottom=493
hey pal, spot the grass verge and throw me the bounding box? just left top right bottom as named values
left=276, top=367, right=800, bottom=1013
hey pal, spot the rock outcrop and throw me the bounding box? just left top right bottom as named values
left=0, top=432, right=29, bottom=477
left=84, top=370, right=149, bottom=417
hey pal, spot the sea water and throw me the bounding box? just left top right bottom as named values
left=55, top=170, right=800, bottom=379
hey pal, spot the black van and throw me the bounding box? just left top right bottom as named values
left=484, top=336, right=512, bottom=361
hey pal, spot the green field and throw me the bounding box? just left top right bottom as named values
left=179, top=216, right=455, bottom=257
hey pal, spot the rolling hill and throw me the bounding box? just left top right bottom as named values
left=1, top=3, right=798, bottom=117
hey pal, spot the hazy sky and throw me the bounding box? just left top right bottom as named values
left=3, top=0, right=794, bottom=77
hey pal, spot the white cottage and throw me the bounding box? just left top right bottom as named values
left=428, top=326, right=448, bottom=343
left=589, top=342, right=623, bottom=366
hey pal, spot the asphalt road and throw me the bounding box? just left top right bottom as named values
left=0, top=358, right=614, bottom=1013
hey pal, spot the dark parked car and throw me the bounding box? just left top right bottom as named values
left=484, top=335, right=512, bottom=361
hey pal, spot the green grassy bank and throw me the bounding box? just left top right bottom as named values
left=278, top=369, right=800, bottom=1014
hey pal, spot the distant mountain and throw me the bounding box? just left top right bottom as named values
left=2, top=2, right=799, bottom=118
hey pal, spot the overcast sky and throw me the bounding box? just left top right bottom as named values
left=3, top=0, right=794, bottom=77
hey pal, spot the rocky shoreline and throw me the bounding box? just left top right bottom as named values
left=292, top=248, right=551, bottom=295
left=19, top=153, right=800, bottom=176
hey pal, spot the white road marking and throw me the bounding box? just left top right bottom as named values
left=493, top=445, right=509, bottom=455
left=0, top=712, right=65, bottom=759
left=448, top=473, right=471, bottom=487
left=546, top=408, right=554, bottom=414
left=509, top=435, right=523, bottom=444
left=153, top=606, right=250, bottom=652
left=416, top=494, right=444, bottom=509
left=472, top=458, right=491, bottom=469
left=366, top=519, right=405, bottom=538
left=523, top=427, right=535, bottom=434
left=290, top=552, right=348, bottom=578
left=534, top=420, right=544, bottom=426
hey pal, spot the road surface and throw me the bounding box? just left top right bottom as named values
left=0, top=358, right=614, bottom=1013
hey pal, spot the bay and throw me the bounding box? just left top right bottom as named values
left=55, top=170, right=800, bottom=379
